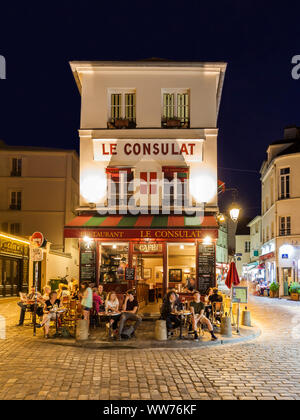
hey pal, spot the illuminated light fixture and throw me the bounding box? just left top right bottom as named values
left=217, top=213, right=226, bottom=223
left=203, top=236, right=212, bottom=245
left=112, top=244, right=117, bottom=249
left=180, top=245, right=184, bottom=250
left=0, top=233, right=30, bottom=245
left=229, top=204, right=240, bottom=222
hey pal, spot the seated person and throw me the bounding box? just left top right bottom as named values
left=57, top=284, right=70, bottom=300
left=160, top=291, right=181, bottom=335
left=36, top=291, right=61, bottom=338
left=17, top=287, right=43, bottom=326
left=97, top=284, right=107, bottom=311
left=204, top=287, right=213, bottom=318
left=184, top=277, right=197, bottom=293
left=118, top=290, right=142, bottom=340
left=105, top=291, right=120, bottom=336
left=208, top=288, right=223, bottom=303
left=163, top=288, right=183, bottom=310
left=190, top=291, right=217, bottom=341
left=42, top=286, right=51, bottom=302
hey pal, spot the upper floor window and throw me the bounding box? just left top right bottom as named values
left=162, top=166, right=189, bottom=208
left=10, top=191, right=21, bottom=210
left=162, top=90, right=190, bottom=128
left=279, top=216, right=291, bottom=236
left=245, top=241, right=250, bottom=253
left=11, top=158, right=22, bottom=176
left=280, top=167, right=290, bottom=199
left=108, top=90, right=136, bottom=129
left=106, top=167, right=134, bottom=207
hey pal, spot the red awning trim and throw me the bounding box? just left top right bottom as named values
left=259, top=252, right=275, bottom=261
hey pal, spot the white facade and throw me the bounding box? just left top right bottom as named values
left=235, top=234, right=251, bottom=278
left=0, top=144, right=79, bottom=250
left=247, top=215, right=262, bottom=262
left=261, top=126, right=300, bottom=296
left=70, top=61, right=226, bottom=212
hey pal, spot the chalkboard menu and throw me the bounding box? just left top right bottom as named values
left=125, top=267, right=135, bottom=281
left=198, top=244, right=215, bottom=294
left=80, top=242, right=96, bottom=282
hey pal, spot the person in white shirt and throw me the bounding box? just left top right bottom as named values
left=105, top=291, right=120, bottom=334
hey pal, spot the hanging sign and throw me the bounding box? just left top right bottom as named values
left=30, top=247, right=43, bottom=262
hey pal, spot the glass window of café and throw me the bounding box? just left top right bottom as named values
left=167, top=243, right=196, bottom=292
left=99, top=242, right=128, bottom=284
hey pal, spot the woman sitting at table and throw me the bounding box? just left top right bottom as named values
left=160, top=291, right=181, bottom=336
left=36, top=291, right=61, bottom=338
left=190, top=291, right=217, bottom=341
left=105, top=291, right=121, bottom=334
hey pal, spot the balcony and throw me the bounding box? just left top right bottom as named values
left=107, top=118, right=136, bottom=129
left=161, top=118, right=190, bottom=129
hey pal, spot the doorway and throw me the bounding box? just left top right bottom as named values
left=0, top=256, right=22, bottom=297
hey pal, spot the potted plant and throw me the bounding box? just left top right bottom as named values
left=114, top=118, right=129, bottom=129
left=289, top=282, right=300, bottom=301
left=269, top=282, right=279, bottom=298
left=164, top=117, right=181, bottom=128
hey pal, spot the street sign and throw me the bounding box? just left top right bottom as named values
left=282, top=254, right=289, bottom=259
left=30, top=247, right=43, bottom=261
left=30, top=232, right=44, bottom=248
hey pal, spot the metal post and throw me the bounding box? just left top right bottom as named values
left=236, top=302, right=240, bottom=334
left=33, top=261, right=39, bottom=336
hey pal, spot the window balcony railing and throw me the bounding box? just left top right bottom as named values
left=161, top=118, right=190, bottom=129
left=9, top=204, right=21, bottom=210
left=107, top=118, right=136, bottom=129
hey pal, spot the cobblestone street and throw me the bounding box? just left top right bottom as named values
left=1, top=296, right=300, bottom=400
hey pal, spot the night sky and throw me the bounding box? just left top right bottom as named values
left=0, top=1, right=300, bottom=220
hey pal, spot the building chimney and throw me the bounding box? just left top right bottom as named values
left=284, top=126, right=300, bottom=140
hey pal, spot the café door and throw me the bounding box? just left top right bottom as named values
left=0, top=256, right=21, bottom=297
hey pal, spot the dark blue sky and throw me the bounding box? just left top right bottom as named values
left=0, top=1, right=300, bottom=219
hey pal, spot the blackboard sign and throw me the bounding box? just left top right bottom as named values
left=125, top=267, right=135, bottom=281
left=198, top=244, right=215, bottom=294
left=232, top=286, right=248, bottom=303
left=80, top=242, right=96, bottom=282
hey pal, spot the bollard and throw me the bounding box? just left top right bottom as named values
left=0, top=315, right=5, bottom=339
left=76, top=319, right=89, bottom=341
left=242, top=308, right=251, bottom=327
left=220, top=315, right=232, bottom=337
left=155, top=319, right=167, bottom=341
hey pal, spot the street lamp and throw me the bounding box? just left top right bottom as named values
left=229, top=203, right=240, bottom=222
left=218, top=186, right=241, bottom=223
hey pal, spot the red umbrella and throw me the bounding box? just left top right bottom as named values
left=225, top=262, right=240, bottom=289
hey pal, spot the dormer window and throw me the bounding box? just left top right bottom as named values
left=108, top=90, right=136, bottom=129
left=162, top=89, right=189, bottom=128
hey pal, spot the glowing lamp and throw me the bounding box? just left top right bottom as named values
left=229, top=203, right=240, bottom=222
left=203, top=236, right=212, bottom=245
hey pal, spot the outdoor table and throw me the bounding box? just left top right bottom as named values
left=50, top=308, right=66, bottom=337
left=98, top=311, right=121, bottom=338
left=176, top=310, right=191, bottom=340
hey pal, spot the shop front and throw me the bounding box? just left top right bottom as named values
left=0, top=232, right=30, bottom=297
left=64, top=214, right=218, bottom=299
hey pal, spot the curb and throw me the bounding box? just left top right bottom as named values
left=45, top=324, right=261, bottom=351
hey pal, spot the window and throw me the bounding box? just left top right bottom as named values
left=162, top=167, right=189, bottom=208
left=11, top=158, right=22, bottom=176
left=162, top=90, right=189, bottom=127
left=270, top=177, right=274, bottom=204
left=109, top=91, right=136, bottom=126
left=280, top=168, right=290, bottom=199
left=245, top=241, right=250, bottom=253
left=271, top=221, right=274, bottom=238
left=10, top=223, right=21, bottom=234
left=10, top=191, right=21, bottom=210
left=106, top=168, right=134, bottom=207
left=279, top=216, right=291, bottom=236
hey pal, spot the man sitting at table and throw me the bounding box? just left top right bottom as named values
left=118, top=290, right=142, bottom=340
left=190, top=291, right=218, bottom=341
left=208, top=288, right=223, bottom=303
left=17, top=286, right=43, bottom=326
left=160, top=291, right=181, bottom=336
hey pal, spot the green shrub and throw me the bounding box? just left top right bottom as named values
left=289, top=282, right=300, bottom=294
left=269, top=282, right=279, bottom=292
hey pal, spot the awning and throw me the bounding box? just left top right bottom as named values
left=64, top=214, right=218, bottom=239
left=259, top=252, right=275, bottom=262
left=246, top=261, right=259, bottom=271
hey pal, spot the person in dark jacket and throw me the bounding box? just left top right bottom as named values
left=208, top=288, right=223, bottom=303
left=160, top=291, right=181, bottom=334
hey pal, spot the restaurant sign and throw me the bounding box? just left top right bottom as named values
left=0, top=237, right=24, bottom=256
left=134, top=243, right=163, bottom=253
left=65, top=228, right=218, bottom=240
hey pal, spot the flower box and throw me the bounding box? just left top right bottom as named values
left=291, top=292, right=299, bottom=301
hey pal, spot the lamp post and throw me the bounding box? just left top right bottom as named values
left=217, top=187, right=241, bottom=223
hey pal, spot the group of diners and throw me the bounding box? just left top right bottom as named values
left=160, top=287, right=223, bottom=341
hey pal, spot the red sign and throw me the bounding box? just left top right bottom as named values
left=259, top=252, right=274, bottom=261
left=64, top=227, right=218, bottom=240
left=30, top=232, right=44, bottom=247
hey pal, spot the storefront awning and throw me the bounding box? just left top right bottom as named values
left=64, top=214, right=218, bottom=239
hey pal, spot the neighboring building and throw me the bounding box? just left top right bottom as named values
left=216, top=219, right=229, bottom=288
left=260, top=126, right=300, bottom=296
left=235, top=219, right=251, bottom=278
left=244, top=215, right=263, bottom=282
left=0, top=142, right=79, bottom=251
left=65, top=60, right=227, bottom=297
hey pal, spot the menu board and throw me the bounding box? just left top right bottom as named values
left=125, top=268, right=135, bottom=281
left=80, top=243, right=96, bottom=282
left=232, top=286, right=248, bottom=304
left=198, top=244, right=215, bottom=294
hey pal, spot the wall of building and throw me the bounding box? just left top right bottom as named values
left=235, top=234, right=250, bottom=278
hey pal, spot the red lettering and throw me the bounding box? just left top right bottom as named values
left=180, top=144, right=189, bottom=155
left=133, top=143, right=141, bottom=155
left=143, top=143, right=151, bottom=154
left=102, top=144, right=109, bottom=155
left=161, top=144, right=169, bottom=155
left=188, top=143, right=195, bottom=155
left=171, top=143, right=179, bottom=155
left=153, top=143, right=159, bottom=155
left=110, top=144, right=117, bottom=155
left=124, top=143, right=132, bottom=155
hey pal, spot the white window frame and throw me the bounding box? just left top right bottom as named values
left=279, top=167, right=290, bottom=199
left=107, top=88, right=136, bottom=121
left=279, top=216, right=291, bottom=236
left=161, top=88, right=190, bottom=122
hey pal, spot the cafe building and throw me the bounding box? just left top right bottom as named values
left=65, top=60, right=227, bottom=300
left=0, top=232, right=30, bottom=297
